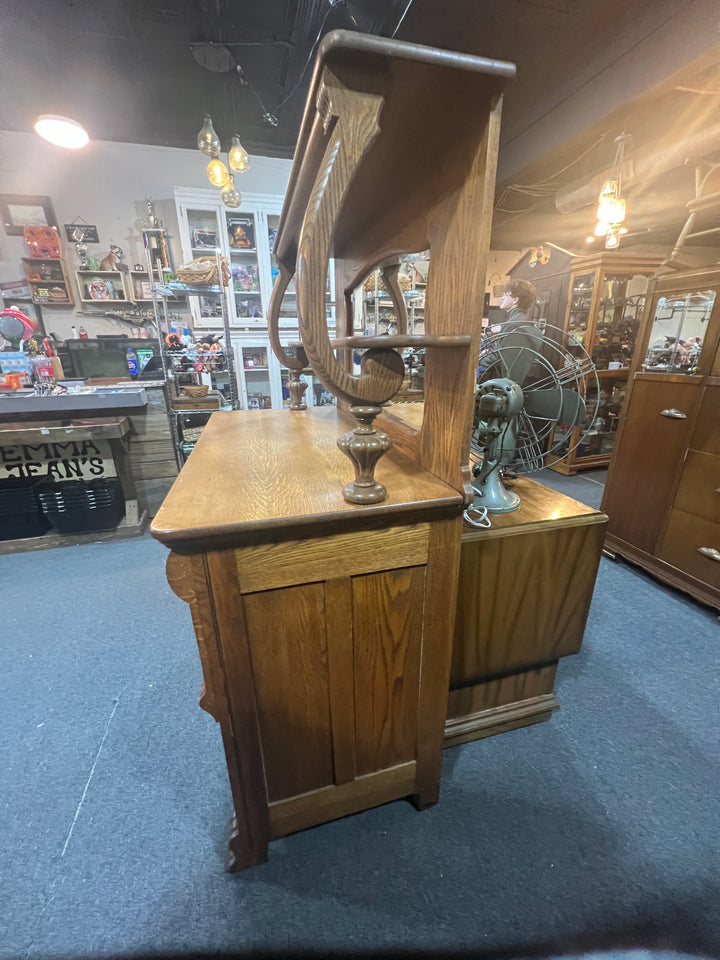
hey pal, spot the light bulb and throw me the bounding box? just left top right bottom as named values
left=594, top=220, right=609, bottom=237
left=597, top=197, right=626, bottom=224
left=197, top=115, right=220, bottom=157
left=34, top=115, right=89, bottom=149
left=228, top=135, right=250, bottom=173
left=605, top=226, right=621, bottom=249
left=221, top=181, right=242, bottom=208
left=207, top=157, right=231, bottom=187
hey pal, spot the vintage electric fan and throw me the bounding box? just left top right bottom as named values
left=471, top=323, right=598, bottom=512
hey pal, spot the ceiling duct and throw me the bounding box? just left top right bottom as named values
left=555, top=121, right=720, bottom=214
left=190, top=42, right=236, bottom=73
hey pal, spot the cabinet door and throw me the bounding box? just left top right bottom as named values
left=226, top=209, right=265, bottom=327
left=175, top=200, right=227, bottom=330
left=603, top=377, right=701, bottom=553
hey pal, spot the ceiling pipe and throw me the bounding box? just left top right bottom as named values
left=554, top=120, right=720, bottom=214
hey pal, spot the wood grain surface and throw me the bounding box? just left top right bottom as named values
left=150, top=408, right=462, bottom=545
left=453, top=514, right=605, bottom=684
left=603, top=378, right=701, bottom=554
left=352, top=566, right=425, bottom=777
left=244, top=583, right=335, bottom=802
left=269, top=760, right=417, bottom=838
left=235, top=522, right=429, bottom=593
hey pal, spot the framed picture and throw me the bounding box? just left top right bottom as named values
left=0, top=194, right=58, bottom=236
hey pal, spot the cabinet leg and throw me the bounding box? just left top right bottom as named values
left=408, top=785, right=440, bottom=812
left=226, top=815, right=269, bottom=873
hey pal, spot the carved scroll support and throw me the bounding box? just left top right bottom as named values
left=294, top=74, right=408, bottom=500
left=380, top=260, right=408, bottom=335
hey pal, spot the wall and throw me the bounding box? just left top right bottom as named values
left=484, top=250, right=524, bottom=307
left=0, top=131, right=292, bottom=341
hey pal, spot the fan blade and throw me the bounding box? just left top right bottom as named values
left=525, top=388, right=586, bottom=425
left=499, top=328, right=543, bottom=385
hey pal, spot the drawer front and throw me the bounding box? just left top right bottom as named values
left=690, top=385, right=720, bottom=455
left=658, top=508, right=720, bottom=589
left=672, top=451, right=720, bottom=525
left=235, top=522, right=430, bottom=593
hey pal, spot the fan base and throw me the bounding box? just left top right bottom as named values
left=472, top=476, right=521, bottom=513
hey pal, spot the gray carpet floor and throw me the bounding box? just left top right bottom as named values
left=1, top=470, right=718, bottom=959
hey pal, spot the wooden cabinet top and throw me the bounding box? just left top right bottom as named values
left=462, top=475, right=606, bottom=543
left=151, top=408, right=463, bottom=546
left=274, top=29, right=515, bottom=270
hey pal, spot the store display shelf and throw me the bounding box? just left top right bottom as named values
left=229, top=248, right=257, bottom=255
left=0, top=511, right=149, bottom=556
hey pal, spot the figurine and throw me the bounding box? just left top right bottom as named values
left=100, top=244, right=125, bottom=271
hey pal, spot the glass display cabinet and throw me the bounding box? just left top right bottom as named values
left=546, top=253, right=660, bottom=474
left=173, top=189, right=335, bottom=409
left=602, top=265, right=720, bottom=609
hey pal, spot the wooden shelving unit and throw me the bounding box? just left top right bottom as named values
left=21, top=257, right=74, bottom=306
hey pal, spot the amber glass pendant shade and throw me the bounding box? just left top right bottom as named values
left=197, top=115, right=221, bottom=157
left=228, top=135, right=250, bottom=173
left=222, top=181, right=242, bottom=208
left=207, top=157, right=231, bottom=187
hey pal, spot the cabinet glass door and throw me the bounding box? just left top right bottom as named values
left=565, top=272, right=595, bottom=356
left=239, top=344, right=273, bottom=409
left=267, top=214, right=298, bottom=323
left=594, top=272, right=649, bottom=370
left=643, top=289, right=715, bottom=375
left=226, top=212, right=263, bottom=324
left=182, top=207, right=226, bottom=327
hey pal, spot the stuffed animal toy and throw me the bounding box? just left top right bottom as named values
left=100, top=244, right=124, bottom=271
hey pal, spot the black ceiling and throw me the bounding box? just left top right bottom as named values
left=2, top=0, right=719, bottom=255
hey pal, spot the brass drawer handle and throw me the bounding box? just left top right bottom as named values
left=660, top=408, right=687, bottom=419
left=697, top=547, right=720, bottom=562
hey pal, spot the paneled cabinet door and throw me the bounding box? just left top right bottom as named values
left=603, top=376, right=702, bottom=554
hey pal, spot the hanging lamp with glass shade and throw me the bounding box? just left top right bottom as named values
left=207, top=157, right=231, bottom=187
left=222, top=179, right=242, bottom=208
left=197, top=115, right=221, bottom=157
left=228, top=135, right=250, bottom=173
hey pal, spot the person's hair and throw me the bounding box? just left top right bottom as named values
left=504, top=278, right=536, bottom=312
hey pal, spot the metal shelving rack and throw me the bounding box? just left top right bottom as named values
left=146, top=241, right=239, bottom=468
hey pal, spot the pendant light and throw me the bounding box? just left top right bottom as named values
left=197, top=116, right=250, bottom=207
left=228, top=135, right=250, bottom=173
left=197, top=115, right=221, bottom=157
left=591, top=134, right=630, bottom=250
left=221, top=180, right=242, bottom=208
left=207, top=157, right=231, bottom=187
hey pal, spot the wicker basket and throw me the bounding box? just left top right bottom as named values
left=177, top=256, right=231, bottom=288
left=182, top=385, right=210, bottom=398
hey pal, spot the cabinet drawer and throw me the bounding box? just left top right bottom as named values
left=690, top=385, right=720, bottom=455
left=658, top=509, right=720, bottom=589
left=672, top=451, right=720, bottom=525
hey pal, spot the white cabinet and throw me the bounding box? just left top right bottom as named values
left=174, top=187, right=335, bottom=410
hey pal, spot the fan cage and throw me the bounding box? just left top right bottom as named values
left=471, top=321, right=600, bottom=474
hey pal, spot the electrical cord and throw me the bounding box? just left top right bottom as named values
left=463, top=505, right=491, bottom=528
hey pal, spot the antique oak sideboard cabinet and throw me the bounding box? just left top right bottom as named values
left=151, top=31, right=515, bottom=870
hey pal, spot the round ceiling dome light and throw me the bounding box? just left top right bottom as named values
left=34, top=115, right=89, bottom=149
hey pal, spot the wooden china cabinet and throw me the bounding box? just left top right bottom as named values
left=546, top=252, right=660, bottom=475
left=602, top=265, right=720, bottom=609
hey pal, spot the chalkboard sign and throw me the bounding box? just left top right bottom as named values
left=64, top=223, right=99, bottom=243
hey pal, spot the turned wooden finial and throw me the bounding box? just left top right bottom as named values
left=287, top=367, right=308, bottom=410
left=337, top=405, right=392, bottom=503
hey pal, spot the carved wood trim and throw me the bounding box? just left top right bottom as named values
left=296, top=71, right=405, bottom=406
left=165, top=550, right=227, bottom=722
